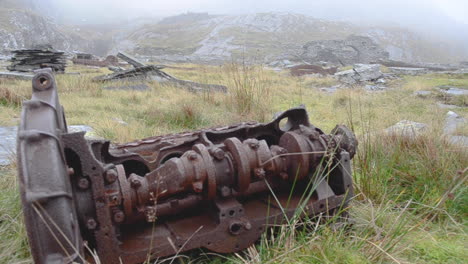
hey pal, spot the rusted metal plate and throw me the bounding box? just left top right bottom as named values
left=17, top=71, right=357, bottom=264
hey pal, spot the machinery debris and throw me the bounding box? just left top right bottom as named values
left=17, top=69, right=357, bottom=263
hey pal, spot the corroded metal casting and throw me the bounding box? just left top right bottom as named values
left=17, top=69, right=358, bottom=263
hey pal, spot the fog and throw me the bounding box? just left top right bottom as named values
left=44, top=0, right=467, bottom=25
left=34, top=0, right=466, bottom=43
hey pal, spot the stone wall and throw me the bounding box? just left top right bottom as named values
left=301, top=35, right=389, bottom=65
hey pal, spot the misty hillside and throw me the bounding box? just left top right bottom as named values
left=0, top=2, right=95, bottom=53
left=0, top=1, right=466, bottom=64
left=112, top=12, right=466, bottom=64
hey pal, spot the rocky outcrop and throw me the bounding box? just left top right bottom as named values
left=335, top=64, right=383, bottom=84
left=0, top=8, right=93, bottom=54
left=301, top=35, right=389, bottom=65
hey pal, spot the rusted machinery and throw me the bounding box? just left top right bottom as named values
left=17, top=69, right=357, bottom=263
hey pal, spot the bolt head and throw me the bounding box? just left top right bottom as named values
left=244, top=222, right=252, bottom=230
left=105, top=169, right=118, bottom=183
left=192, top=182, right=203, bottom=193
left=220, top=186, right=231, bottom=197
left=130, top=178, right=141, bottom=188
left=78, top=178, right=89, bottom=189
left=254, top=168, right=266, bottom=178
left=188, top=152, right=198, bottom=161
left=213, top=148, right=225, bottom=160
left=249, top=141, right=259, bottom=149
left=86, top=218, right=97, bottom=230
left=113, top=211, right=125, bottom=223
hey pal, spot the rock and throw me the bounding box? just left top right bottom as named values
left=335, top=64, right=382, bottom=85
left=0, top=126, right=17, bottom=166
left=112, top=117, right=129, bottom=126
left=0, top=125, right=96, bottom=166
left=414, top=90, right=432, bottom=97
left=104, top=84, right=150, bottom=91
left=364, top=85, right=387, bottom=91
left=442, top=111, right=467, bottom=148
left=320, top=85, right=341, bottom=93
left=388, top=67, right=428, bottom=75
left=0, top=71, right=34, bottom=80
left=446, top=136, right=468, bottom=148
left=438, top=86, right=468, bottom=96
left=375, top=78, right=386, bottom=84
left=443, top=111, right=466, bottom=135
left=385, top=120, right=428, bottom=138
left=436, top=102, right=460, bottom=109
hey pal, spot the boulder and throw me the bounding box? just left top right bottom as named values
left=436, top=102, right=460, bottom=109
left=335, top=64, right=383, bottom=84
left=438, top=86, right=468, bottom=96
left=443, top=111, right=466, bottom=135
left=414, top=90, right=432, bottom=97
left=443, top=111, right=468, bottom=148
left=385, top=120, right=428, bottom=138
left=388, top=67, right=428, bottom=75
left=364, top=84, right=387, bottom=91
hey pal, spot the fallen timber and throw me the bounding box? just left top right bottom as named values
left=17, top=69, right=357, bottom=263
left=94, top=53, right=228, bottom=93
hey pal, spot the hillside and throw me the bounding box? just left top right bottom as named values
left=0, top=6, right=95, bottom=54
left=112, top=13, right=468, bottom=64
left=0, top=8, right=466, bottom=64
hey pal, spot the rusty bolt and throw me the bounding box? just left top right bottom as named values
left=212, top=148, right=225, bottom=160
left=188, top=152, right=198, bottom=161
left=78, top=178, right=89, bottom=189
left=113, top=211, right=125, bottom=223
left=279, top=172, right=289, bottom=180
left=130, top=178, right=141, bottom=188
left=67, top=167, right=75, bottom=176
left=220, top=186, right=231, bottom=197
left=105, top=169, right=117, bottom=183
left=192, top=182, right=203, bottom=193
left=86, top=218, right=97, bottom=230
left=308, top=132, right=319, bottom=141
left=248, top=140, right=259, bottom=150
left=254, top=168, right=266, bottom=179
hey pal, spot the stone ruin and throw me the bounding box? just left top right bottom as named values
left=301, top=35, right=389, bottom=65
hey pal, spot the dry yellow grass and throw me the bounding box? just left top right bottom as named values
left=0, top=64, right=467, bottom=263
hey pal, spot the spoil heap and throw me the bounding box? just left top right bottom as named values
left=7, top=45, right=66, bottom=72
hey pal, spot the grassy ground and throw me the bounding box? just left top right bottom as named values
left=0, top=64, right=467, bottom=263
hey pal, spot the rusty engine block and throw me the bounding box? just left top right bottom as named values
left=17, top=69, right=357, bottom=263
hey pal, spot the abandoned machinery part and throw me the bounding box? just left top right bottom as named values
left=17, top=69, right=358, bottom=264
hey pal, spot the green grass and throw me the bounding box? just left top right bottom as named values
left=0, top=64, right=467, bottom=263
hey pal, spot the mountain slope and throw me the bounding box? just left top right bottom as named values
left=112, top=12, right=468, bottom=64
left=0, top=7, right=93, bottom=53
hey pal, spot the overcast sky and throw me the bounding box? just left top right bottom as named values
left=46, top=0, right=468, bottom=25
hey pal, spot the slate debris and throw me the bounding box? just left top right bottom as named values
left=7, top=45, right=66, bottom=72
left=94, top=52, right=228, bottom=93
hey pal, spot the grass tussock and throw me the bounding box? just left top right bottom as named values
left=224, top=62, right=271, bottom=121
left=0, top=64, right=467, bottom=263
